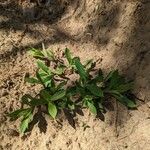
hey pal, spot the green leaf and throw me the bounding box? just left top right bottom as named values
left=87, top=101, right=97, bottom=115
left=21, top=94, right=32, bottom=105
left=40, top=89, right=52, bottom=101
left=82, top=96, right=95, bottom=111
left=25, top=77, right=40, bottom=84
left=67, top=100, right=75, bottom=110
left=86, top=62, right=96, bottom=73
left=37, top=69, right=48, bottom=77
left=50, top=90, right=66, bottom=101
left=74, top=57, right=88, bottom=81
left=42, top=76, right=52, bottom=87
left=40, top=89, right=66, bottom=102
left=106, top=70, right=126, bottom=90
left=36, top=71, right=45, bottom=86
left=20, top=113, right=33, bottom=133
left=56, top=81, right=67, bottom=90
left=46, top=50, right=54, bottom=61
left=65, top=48, right=72, bottom=65
left=8, top=108, right=32, bottom=120
left=105, top=70, right=117, bottom=82
left=108, top=70, right=119, bottom=89
left=98, top=102, right=103, bottom=110
left=48, top=102, right=57, bottom=119
left=28, top=48, right=44, bottom=58
left=57, top=100, right=67, bottom=109
left=52, top=67, right=64, bottom=75
left=68, top=103, right=75, bottom=110
left=86, top=84, right=104, bottom=97
left=115, top=82, right=134, bottom=93
left=84, top=59, right=93, bottom=68
left=37, top=60, right=51, bottom=74
left=67, top=86, right=78, bottom=96
left=111, top=92, right=136, bottom=108
left=91, top=69, right=104, bottom=83
left=36, top=70, right=52, bottom=87
left=76, top=85, right=86, bottom=97
left=21, top=94, right=47, bottom=106
left=30, top=98, right=47, bottom=106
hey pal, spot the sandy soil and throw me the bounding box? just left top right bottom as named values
left=0, top=0, right=150, bottom=150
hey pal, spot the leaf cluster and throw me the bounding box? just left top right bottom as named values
left=8, top=47, right=136, bottom=133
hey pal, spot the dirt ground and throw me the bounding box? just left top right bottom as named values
left=0, top=0, right=150, bottom=150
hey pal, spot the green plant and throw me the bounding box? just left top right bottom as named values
left=8, top=47, right=136, bottom=133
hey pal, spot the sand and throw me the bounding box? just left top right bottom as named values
left=0, top=0, right=150, bottom=150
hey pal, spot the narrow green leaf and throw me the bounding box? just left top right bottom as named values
left=85, top=60, right=96, bottom=73
left=87, top=101, right=97, bottom=115
left=38, top=69, right=48, bottom=77
left=25, top=77, right=40, bottom=84
left=56, top=81, right=67, bottom=90
left=40, top=89, right=52, bottom=101
left=67, top=86, right=78, bottom=96
left=91, top=69, right=104, bottom=83
left=46, top=50, right=54, bottom=61
left=57, top=100, right=67, bottom=109
left=42, top=75, right=52, bottom=87
left=36, top=70, right=52, bottom=87
left=28, top=48, right=44, bottom=58
left=82, top=96, right=92, bottom=107
left=36, top=71, right=45, bottom=87
left=37, top=60, right=51, bottom=74
left=8, top=108, right=32, bottom=119
left=21, top=94, right=32, bottom=105
left=111, top=92, right=136, bottom=108
left=84, top=59, right=93, bottom=68
left=76, top=85, right=86, bottom=97
left=52, top=67, right=64, bottom=75
left=30, top=98, right=47, bottom=106
left=65, top=48, right=72, bottom=65
left=50, top=90, right=66, bottom=101
left=108, top=70, right=119, bottom=89
left=74, top=57, right=88, bottom=80
left=20, top=113, right=33, bottom=133
left=106, top=70, right=126, bottom=90
left=115, top=82, right=134, bottom=93
left=67, top=100, right=75, bottom=110
left=21, top=94, right=47, bottom=107
left=68, top=103, right=75, bottom=110
left=105, top=70, right=117, bottom=82
left=48, top=102, right=57, bottom=118
left=86, top=84, right=104, bottom=97
left=98, top=102, right=103, bottom=110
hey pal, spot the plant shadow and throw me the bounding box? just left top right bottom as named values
left=0, top=0, right=121, bottom=61
left=1, top=0, right=149, bottom=137
left=27, top=107, right=47, bottom=133
left=111, top=0, right=150, bottom=131
left=0, top=0, right=78, bottom=61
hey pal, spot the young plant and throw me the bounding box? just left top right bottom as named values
left=8, top=47, right=136, bottom=133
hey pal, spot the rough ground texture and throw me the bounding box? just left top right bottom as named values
left=0, top=0, right=150, bottom=150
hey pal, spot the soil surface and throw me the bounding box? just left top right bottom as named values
left=0, top=0, right=150, bottom=150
